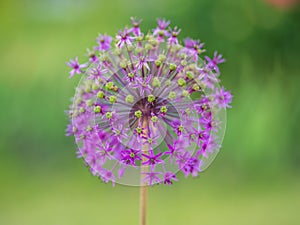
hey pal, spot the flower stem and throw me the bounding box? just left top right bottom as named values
left=140, top=173, right=147, bottom=225
left=140, top=120, right=148, bottom=225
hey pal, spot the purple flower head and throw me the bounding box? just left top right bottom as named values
left=111, top=123, right=129, bottom=141
left=165, top=141, right=184, bottom=163
left=87, top=64, right=108, bottom=82
left=192, top=126, right=210, bottom=146
left=181, top=38, right=205, bottom=61
left=158, top=18, right=170, bottom=30
left=142, top=150, right=163, bottom=167
left=135, top=55, right=150, bottom=71
left=153, top=18, right=171, bottom=39
left=142, top=133, right=159, bottom=146
left=214, top=87, right=233, bottom=108
left=66, top=57, right=87, bottom=78
left=167, top=27, right=181, bottom=45
left=198, top=62, right=219, bottom=89
left=181, top=157, right=202, bottom=177
left=142, top=168, right=162, bottom=186
left=130, top=17, right=142, bottom=36
left=163, top=172, right=178, bottom=185
left=205, top=52, right=225, bottom=75
left=87, top=49, right=99, bottom=64
left=116, top=28, right=135, bottom=48
left=171, top=119, right=185, bottom=136
left=66, top=18, right=232, bottom=186
left=65, top=124, right=75, bottom=136
left=101, top=168, right=116, bottom=186
left=121, top=149, right=142, bottom=166
left=130, top=74, right=153, bottom=96
left=95, top=34, right=112, bottom=51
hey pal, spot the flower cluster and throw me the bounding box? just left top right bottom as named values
left=66, top=18, right=232, bottom=186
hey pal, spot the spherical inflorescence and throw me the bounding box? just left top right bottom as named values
left=66, top=18, right=232, bottom=186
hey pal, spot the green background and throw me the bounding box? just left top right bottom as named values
left=1, top=0, right=300, bottom=224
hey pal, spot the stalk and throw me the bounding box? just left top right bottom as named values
left=140, top=161, right=147, bottom=225
left=140, top=120, right=149, bottom=225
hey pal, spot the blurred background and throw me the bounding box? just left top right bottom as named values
left=1, top=0, right=300, bottom=224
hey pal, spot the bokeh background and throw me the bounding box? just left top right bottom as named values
left=1, top=0, right=300, bottom=224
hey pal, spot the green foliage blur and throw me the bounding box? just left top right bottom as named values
left=0, top=0, right=299, bottom=224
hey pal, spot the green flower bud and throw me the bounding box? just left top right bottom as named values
left=165, top=79, right=171, bottom=86
left=136, top=126, right=142, bottom=134
left=169, top=63, right=177, bottom=71
left=192, top=83, right=200, bottom=91
left=106, top=112, right=112, bottom=119
left=178, top=125, right=184, bottom=132
left=94, top=105, right=102, bottom=113
left=198, top=49, right=203, bottom=54
left=152, top=77, right=161, bottom=87
left=181, top=60, right=187, bottom=66
left=155, top=60, right=162, bottom=67
left=147, top=138, right=153, bottom=144
left=134, top=110, right=142, bottom=118
left=97, top=91, right=105, bottom=99
left=158, top=30, right=164, bottom=36
left=145, top=44, right=153, bottom=50
left=109, top=95, right=117, bottom=104
left=85, top=85, right=91, bottom=93
left=79, top=107, right=85, bottom=113
left=186, top=71, right=194, bottom=79
left=75, top=97, right=82, bottom=105
left=177, top=78, right=186, bottom=87
left=86, top=99, right=93, bottom=107
left=182, top=90, right=189, bottom=97
left=86, top=126, right=93, bottom=132
left=158, top=54, right=166, bottom=61
left=105, top=82, right=114, bottom=90
left=120, top=60, right=127, bottom=69
left=151, top=116, right=158, bottom=123
left=149, top=39, right=158, bottom=46
left=168, top=91, right=177, bottom=100
left=145, top=34, right=151, bottom=41
left=126, top=95, right=134, bottom=103
left=136, top=36, right=144, bottom=41
left=92, top=84, right=99, bottom=90
left=148, top=94, right=155, bottom=103
left=160, top=105, right=168, bottom=114
left=128, top=72, right=134, bottom=78
left=179, top=53, right=187, bottom=59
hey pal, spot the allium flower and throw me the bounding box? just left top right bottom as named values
left=95, top=34, right=112, bottom=51
left=167, top=27, right=181, bottom=45
left=66, top=57, right=87, bottom=78
left=153, top=18, right=171, bottom=39
left=66, top=18, right=232, bottom=187
left=116, top=28, right=135, bottom=48
left=163, top=172, right=178, bottom=185
left=130, top=17, right=142, bottom=36
left=205, top=51, right=225, bottom=75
